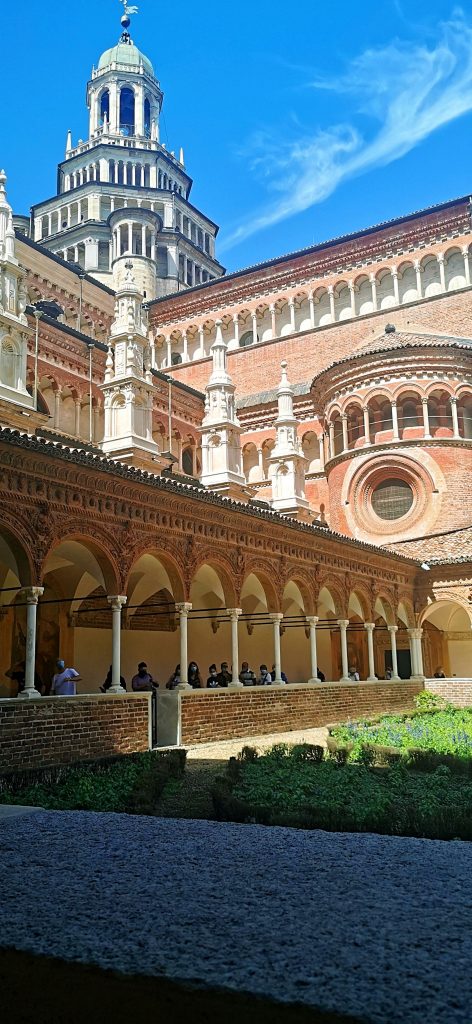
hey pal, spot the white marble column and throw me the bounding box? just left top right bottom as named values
left=54, top=388, right=62, bottom=430
left=107, top=596, right=127, bottom=692
left=176, top=603, right=192, bottom=688
left=451, top=396, right=460, bottom=438
left=341, top=414, right=349, bottom=451
left=306, top=615, right=319, bottom=682
left=257, top=447, right=264, bottom=479
left=408, top=628, right=424, bottom=678
left=182, top=330, right=189, bottom=362
left=388, top=625, right=400, bottom=680
left=198, top=326, right=206, bottom=358
left=232, top=313, right=240, bottom=347
left=349, top=281, right=356, bottom=317
left=74, top=399, right=81, bottom=437
left=337, top=619, right=350, bottom=682
left=18, top=588, right=44, bottom=699
left=269, top=304, right=276, bottom=339
left=438, top=253, right=446, bottom=292
left=227, top=609, right=243, bottom=687
left=370, top=274, right=378, bottom=311
left=288, top=298, right=296, bottom=332
left=270, top=613, right=284, bottom=684
left=328, top=285, right=335, bottom=322
left=414, top=260, right=423, bottom=299
left=166, top=335, right=172, bottom=366
left=422, top=397, right=431, bottom=439
left=251, top=311, right=258, bottom=346
left=462, top=246, right=471, bottom=286
left=391, top=401, right=399, bottom=440
left=391, top=268, right=400, bottom=305
left=364, top=623, right=376, bottom=681
left=363, top=405, right=370, bottom=445
left=308, top=292, right=315, bottom=329
left=328, top=422, right=335, bottom=459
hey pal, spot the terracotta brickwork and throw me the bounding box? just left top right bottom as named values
left=0, top=694, right=150, bottom=772
left=427, top=680, right=472, bottom=707
left=179, top=681, right=423, bottom=745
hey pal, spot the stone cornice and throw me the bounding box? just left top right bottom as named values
left=325, top=436, right=472, bottom=473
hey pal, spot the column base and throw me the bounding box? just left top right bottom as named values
left=17, top=689, right=42, bottom=700
left=107, top=685, right=126, bottom=695
left=307, top=678, right=318, bottom=685
left=340, top=676, right=350, bottom=683
left=390, top=675, right=401, bottom=682
left=367, top=676, right=378, bottom=682
left=228, top=682, right=244, bottom=690
left=175, top=682, right=192, bottom=691
left=271, top=681, right=286, bottom=687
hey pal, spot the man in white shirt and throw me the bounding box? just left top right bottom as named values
left=348, top=666, right=360, bottom=682
left=51, top=660, right=80, bottom=695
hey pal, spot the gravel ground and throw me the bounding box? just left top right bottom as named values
left=1, top=813, right=471, bottom=1022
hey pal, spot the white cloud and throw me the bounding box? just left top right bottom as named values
left=219, top=11, right=472, bottom=253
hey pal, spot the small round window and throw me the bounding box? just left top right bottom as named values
left=371, top=479, right=414, bottom=520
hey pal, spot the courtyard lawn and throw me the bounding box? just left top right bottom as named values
left=213, top=742, right=472, bottom=839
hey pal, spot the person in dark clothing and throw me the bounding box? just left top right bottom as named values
left=131, top=662, right=156, bottom=691
left=207, top=664, right=219, bottom=688
left=188, top=662, right=202, bottom=688
left=271, top=665, right=288, bottom=683
left=317, top=669, right=326, bottom=682
left=100, top=665, right=126, bottom=692
left=217, top=661, right=232, bottom=687
left=166, top=664, right=181, bottom=689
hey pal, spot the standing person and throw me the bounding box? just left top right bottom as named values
left=317, top=668, right=326, bottom=682
left=258, top=664, right=272, bottom=685
left=207, top=664, right=219, bottom=688
left=217, top=661, right=232, bottom=687
left=131, top=662, right=156, bottom=691
left=239, top=662, right=255, bottom=686
left=271, top=664, right=288, bottom=684
left=166, top=664, right=181, bottom=690
left=348, top=666, right=360, bottom=681
left=188, top=662, right=202, bottom=689
left=51, top=659, right=80, bottom=696
left=100, top=665, right=126, bottom=692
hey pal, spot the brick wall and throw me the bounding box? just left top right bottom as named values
left=0, top=694, right=151, bottom=773
left=428, top=679, right=472, bottom=707
left=179, top=681, right=423, bottom=745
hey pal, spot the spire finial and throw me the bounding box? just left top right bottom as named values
left=119, top=1, right=139, bottom=41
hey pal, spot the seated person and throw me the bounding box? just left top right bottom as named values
left=131, top=662, right=156, bottom=691
left=271, top=664, right=288, bottom=683
left=207, top=664, right=220, bottom=688
left=217, top=661, right=232, bottom=687
left=239, top=662, right=256, bottom=686
left=348, top=666, right=360, bottom=681
left=317, top=668, right=326, bottom=682
left=433, top=666, right=446, bottom=678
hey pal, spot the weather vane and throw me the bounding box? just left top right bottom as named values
left=119, top=0, right=139, bottom=34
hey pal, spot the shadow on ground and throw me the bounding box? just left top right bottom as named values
left=1, top=949, right=362, bottom=1024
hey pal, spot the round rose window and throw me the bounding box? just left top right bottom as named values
left=371, top=479, right=414, bottom=520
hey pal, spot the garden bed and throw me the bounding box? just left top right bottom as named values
left=0, top=750, right=186, bottom=814
left=212, top=741, right=472, bottom=840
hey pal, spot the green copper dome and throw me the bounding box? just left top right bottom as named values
left=98, top=42, right=154, bottom=76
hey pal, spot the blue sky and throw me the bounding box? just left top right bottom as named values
left=4, top=1, right=472, bottom=272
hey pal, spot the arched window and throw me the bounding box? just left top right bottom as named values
left=120, top=88, right=135, bottom=135
left=1, top=339, right=18, bottom=389
left=239, top=331, right=255, bottom=348
left=144, top=97, right=151, bottom=138
left=182, top=448, right=194, bottom=476
left=100, top=90, right=110, bottom=125
left=400, top=400, right=419, bottom=429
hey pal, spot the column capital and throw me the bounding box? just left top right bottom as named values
left=107, top=595, right=127, bottom=610
left=421, top=396, right=428, bottom=405
left=437, top=252, right=444, bottom=263
left=388, top=624, right=398, bottom=633
left=232, top=312, right=239, bottom=322
left=288, top=297, right=295, bottom=307
left=341, top=412, right=348, bottom=421
left=391, top=399, right=397, bottom=407
left=227, top=607, right=242, bottom=620
left=21, top=587, right=44, bottom=604
left=408, top=627, right=423, bottom=639
left=176, top=602, right=192, bottom=615
left=450, top=395, right=458, bottom=405
left=269, top=612, right=284, bottom=622
left=327, top=284, right=334, bottom=295
left=364, top=622, right=375, bottom=632
left=306, top=615, right=319, bottom=627
left=337, top=618, right=349, bottom=629
left=269, top=303, right=276, bottom=313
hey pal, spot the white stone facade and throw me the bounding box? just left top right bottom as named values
left=200, top=321, right=248, bottom=499
left=268, top=362, right=310, bottom=519
left=0, top=172, right=33, bottom=412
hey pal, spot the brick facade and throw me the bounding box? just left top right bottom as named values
left=0, top=694, right=151, bottom=773
left=427, top=679, right=472, bottom=707
left=179, top=681, right=423, bottom=745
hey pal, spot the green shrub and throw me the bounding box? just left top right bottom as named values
left=359, top=744, right=376, bottom=767
left=290, top=744, right=324, bottom=764
left=414, top=690, right=451, bottom=712
left=237, top=746, right=259, bottom=763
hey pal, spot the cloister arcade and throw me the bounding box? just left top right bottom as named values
left=0, top=524, right=463, bottom=699
left=154, top=245, right=472, bottom=366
